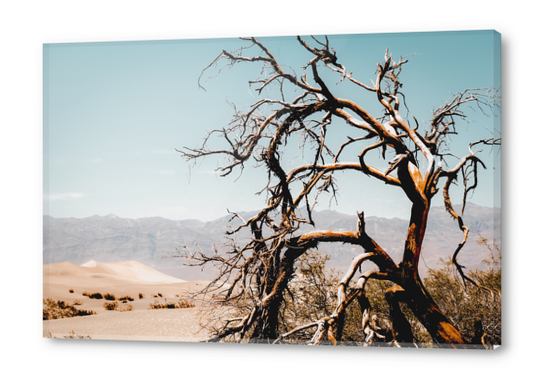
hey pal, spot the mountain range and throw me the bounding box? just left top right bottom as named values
left=43, top=203, right=500, bottom=280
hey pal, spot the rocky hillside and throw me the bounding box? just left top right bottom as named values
left=44, top=203, right=500, bottom=280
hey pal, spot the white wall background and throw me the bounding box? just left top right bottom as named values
left=0, top=1, right=535, bottom=377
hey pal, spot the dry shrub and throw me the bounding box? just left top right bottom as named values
left=177, top=299, right=195, bottom=308
left=64, top=331, right=92, bottom=339
left=148, top=299, right=195, bottom=309
left=103, top=293, right=116, bottom=301
left=45, top=331, right=92, bottom=339
left=103, top=301, right=118, bottom=311
left=83, top=291, right=103, bottom=299
left=43, top=299, right=96, bottom=320
left=119, top=304, right=133, bottom=312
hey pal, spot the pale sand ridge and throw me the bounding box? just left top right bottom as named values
left=79, top=260, right=187, bottom=284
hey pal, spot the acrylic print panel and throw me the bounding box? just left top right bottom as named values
left=43, top=30, right=501, bottom=348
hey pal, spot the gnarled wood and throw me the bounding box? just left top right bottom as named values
left=178, top=35, right=500, bottom=347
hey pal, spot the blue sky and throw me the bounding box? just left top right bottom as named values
left=43, top=30, right=501, bottom=221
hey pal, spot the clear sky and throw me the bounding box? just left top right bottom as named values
left=43, top=30, right=501, bottom=221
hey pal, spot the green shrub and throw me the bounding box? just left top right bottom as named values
left=118, top=295, right=134, bottom=302
left=43, top=299, right=96, bottom=320
left=69, top=289, right=74, bottom=293
left=139, top=293, right=145, bottom=299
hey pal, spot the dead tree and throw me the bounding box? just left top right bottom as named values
left=178, top=36, right=500, bottom=347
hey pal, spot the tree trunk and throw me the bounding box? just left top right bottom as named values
left=385, top=285, right=414, bottom=343
left=403, top=275, right=466, bottom=347
left=398, top=200, right=467, bottom=347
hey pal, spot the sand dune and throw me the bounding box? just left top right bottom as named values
left=43, top=260, right=224, bottom=341
left=80, top=260, right=187, bottom=283
left=47, top=260, right=186, bottom=284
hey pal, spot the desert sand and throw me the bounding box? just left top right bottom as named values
left=43, top=260, right=224, bottom=341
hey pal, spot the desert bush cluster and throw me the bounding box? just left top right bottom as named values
left=119, top=304, right=133, bottom=312
left=45, top=331, right=92, bottom=339
left=102, top=300, right=134, bottom=312
left=103, top=301, right=119, bottom=311
left=43, top=299, right=96, bottom=320
left=82, top=291, right=103, bottom=299
left=273, top=236, right=501, bottom=347
left=423, top=237, right=501, bottom=347
left=148, top=299, right=195, bottom=309
left=103, top=293, right=116, bottom=301
left=63, top=331, right=92, bottom=339
left=81, top=291, right=135, bottom=302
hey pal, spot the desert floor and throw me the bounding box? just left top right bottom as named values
left=43, top=260, right=225, bottom=341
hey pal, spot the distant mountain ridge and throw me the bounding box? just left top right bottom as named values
left=43, top=203, right=500, bottom=280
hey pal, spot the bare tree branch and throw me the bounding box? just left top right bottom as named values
left=178, top=36, right=500, bottom=347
